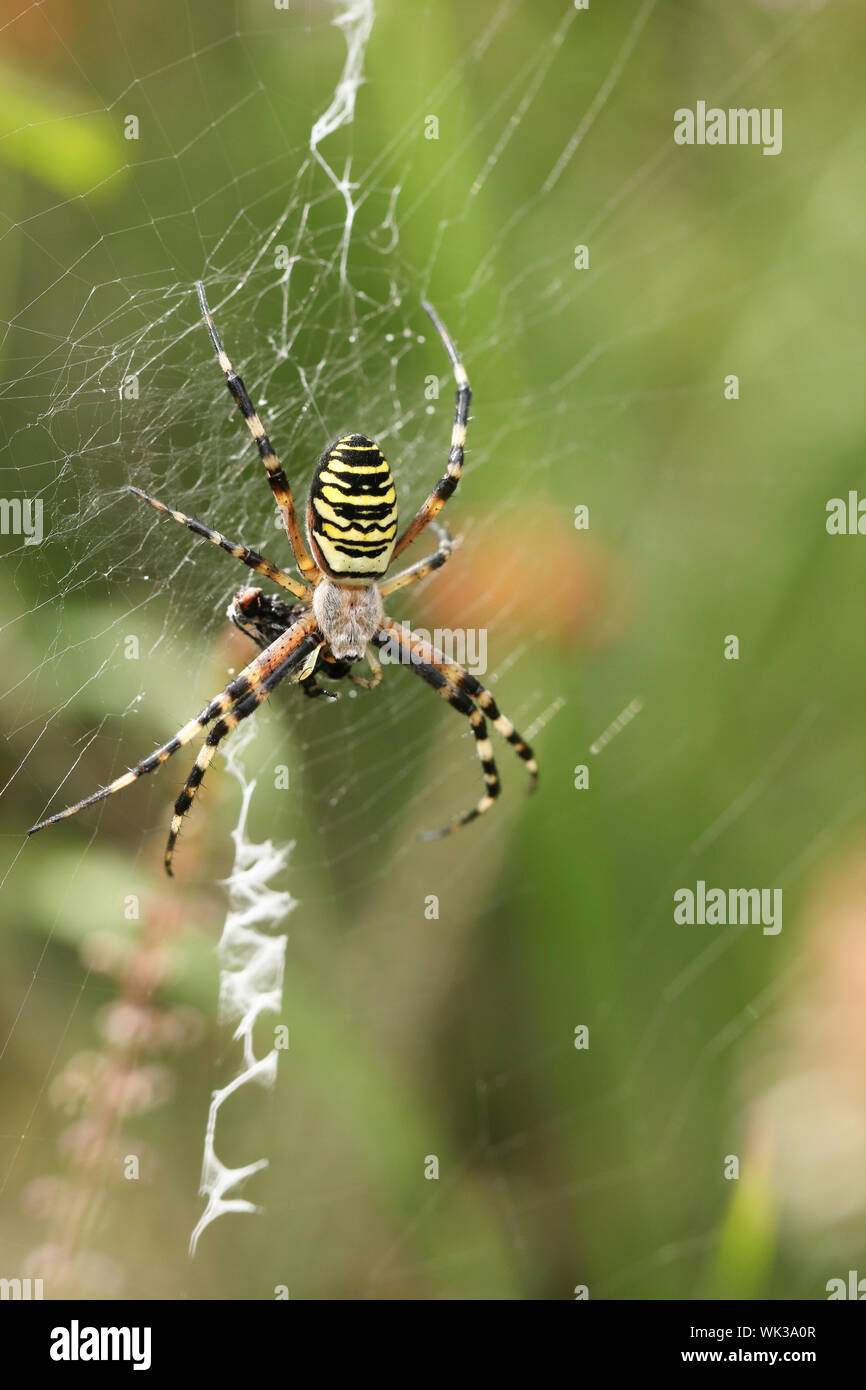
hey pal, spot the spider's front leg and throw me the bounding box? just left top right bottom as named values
left=163, top=617, right=323, bottom=874
left=28, top=613, right=322, bottom=862
left=375, top=618, right=537, bottom=839
left=350, top=645, right=383, bottom=691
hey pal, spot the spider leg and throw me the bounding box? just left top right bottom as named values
left=374, top=621, right=500, bottom=838
left=164, top=627, right=322, bottom=875
left=378, top=524, right=452, bottom=597
left=128, top=487, right=310, bottom=600
left=195, top=281, right=320, bottom=588
left=415, top=645, right=537, bottom=791
left=390, top=302, right=470, bottom=564
left=380, top=619, right=537, bottom=786
left=228, top=589, right=337, bottom=700
left=28, top=614, right=319, bottom=837
left=350, top=644, right=383, bottom=691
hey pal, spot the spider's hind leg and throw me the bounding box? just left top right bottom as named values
left=195, top=281, right=319, bottom=587
left=129, top=487, right=310, bottom=600
left=378, top=524, right=452, bottom=598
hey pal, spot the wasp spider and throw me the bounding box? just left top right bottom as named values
left=29, top=285, right=538, bottom=874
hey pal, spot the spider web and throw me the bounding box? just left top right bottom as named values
left=1, top=0, right=864, bottom=1301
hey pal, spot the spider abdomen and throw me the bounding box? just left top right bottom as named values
left=307, top=433, right=398, bottom=581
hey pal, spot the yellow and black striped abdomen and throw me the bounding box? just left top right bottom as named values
left=307, top=434, right=398, bottom=581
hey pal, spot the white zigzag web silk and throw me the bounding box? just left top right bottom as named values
left=189, top=719, right=294, bottom=1255
left=190, top=0, right=376, bottom=1255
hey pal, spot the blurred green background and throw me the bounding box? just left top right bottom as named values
left=1, top=0, right=865, bottom=1300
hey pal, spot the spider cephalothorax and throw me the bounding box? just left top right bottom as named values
left=311, top=577, right=384, bottom=662
left=28, top=285, right=537, bottom=875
